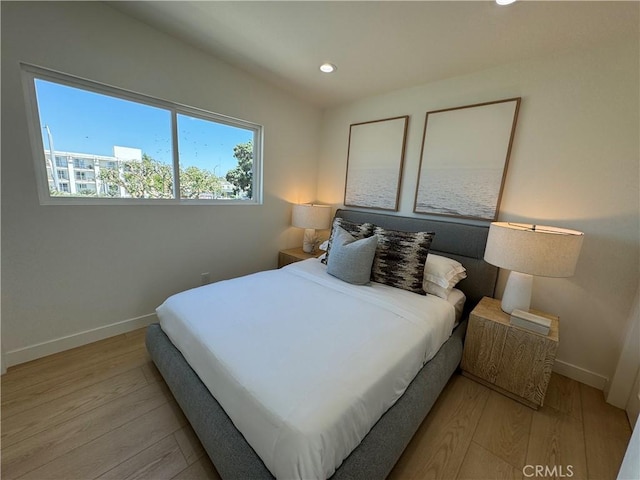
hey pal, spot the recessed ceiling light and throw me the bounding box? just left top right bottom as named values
left=319, top=63, right=337, bottom=73
left=496, top=0, right=517, bottom=5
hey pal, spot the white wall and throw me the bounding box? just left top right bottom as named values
left=318, top=38, right=639, bottom=388
left=607, top=288, right=640, bottom=412
left=1, top=2, right=321, bottom=364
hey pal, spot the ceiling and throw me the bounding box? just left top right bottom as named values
left=110, top=1, right=639, bottom=108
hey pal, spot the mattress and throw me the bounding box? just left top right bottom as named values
left=157, top=258, right=456, bottom=479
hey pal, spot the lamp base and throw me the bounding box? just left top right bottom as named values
left=501, top=271, right=533, bottom=314
left=302, top=228, right=317, bottom=253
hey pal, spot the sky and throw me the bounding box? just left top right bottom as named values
left=35, top=79, right=253, bottom=175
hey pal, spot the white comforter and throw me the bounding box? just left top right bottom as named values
left=157, top=259, right=455, bottom=479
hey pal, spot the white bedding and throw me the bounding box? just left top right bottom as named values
left=157, top=258, right=456, bottom=479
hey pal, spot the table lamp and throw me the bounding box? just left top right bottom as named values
left=484, top=222, right=584, bottom=314
left=292, top=204, right=332, bottom=253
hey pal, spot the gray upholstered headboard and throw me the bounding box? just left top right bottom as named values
left=334, top=209, right=497, bottom=312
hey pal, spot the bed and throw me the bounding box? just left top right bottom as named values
left=146, top=208, right=498, bottom=479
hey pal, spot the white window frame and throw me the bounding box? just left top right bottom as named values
left=21, top=63, right=264, bottom=206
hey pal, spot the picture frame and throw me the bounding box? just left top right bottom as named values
left=344, top=115, right=409, bottom=211
left=414, top=98, right=521, bottom=221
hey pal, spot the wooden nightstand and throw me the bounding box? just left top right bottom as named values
left=277, top=247, right=324, bottom=268
left=461, top=296, right=559, bottom=409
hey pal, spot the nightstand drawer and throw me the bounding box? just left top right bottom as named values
left=461, top=296, right=559, bottom=409
left=494, top=326, right=558, bottom=403
left=461, top=313, right=508, bottom=384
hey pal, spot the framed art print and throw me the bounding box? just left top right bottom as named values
left=414, top=98, right=520, bottom=220
left=344, top=116, right=409, bottom=211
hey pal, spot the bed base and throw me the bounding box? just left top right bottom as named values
left=146, top=319, right=466, bottom=479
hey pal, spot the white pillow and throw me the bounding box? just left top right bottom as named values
left=423, top=254, right=467, bottom=299
left=424, top=282, right=451, bottom=299
left=424, top=254, right=466, bottom=287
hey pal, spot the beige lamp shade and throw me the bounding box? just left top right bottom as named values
left=485, top=222, right=584, bottom=313
left=484, top=222, right=584, bottom=277
left=292, top=204, right=332, bottom=230
left=292, top=204, right=332, bottom=253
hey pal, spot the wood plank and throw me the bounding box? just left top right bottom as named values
left=543, top=373, right=582, bottom=422
left=462, top=370, right=540, bottom=410
left=1, top=382, right=173, bottom=480
left=388, top=374, right=490, bottom=480
left=1, top=347, right=151, bottom=417
left=2, top=367, right=149, bottom=447
left=142, top=358, right=164, bottom=383
left=174, top=425, right=207, bottom=465
left=97, top=434, right=188, bottom=480
left=171, top=457, right=221, bottom=480
left=3, top=333, right=124, bottom=376
left=457, top=442, right=523, bottom=480
left=581, top=383, right=632, bottom=479
left=526, top=405, right=588, bottom=480
left=581, top=382, right=632, bottom=439
left=19, top=402, right=186, bottom=480
left=1, top=331, right=147, bottom=394
left=124, top=327, right=149, bottom=341
left=473, top=390, right=532, bottom=469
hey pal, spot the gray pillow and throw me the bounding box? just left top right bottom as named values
left=322, top=217, right=375, bottom=265
left=326, top=227, right=378, bottom=285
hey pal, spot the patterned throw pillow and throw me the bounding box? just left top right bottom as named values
left=371, top=226, right=434, bottom=294
left=322, top=217, right=375, bottom=265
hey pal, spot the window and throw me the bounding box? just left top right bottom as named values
left=73, top=158, right=92, bottom=170
left=21, top=64, right=263, bottom=205
left=75, top=171, right=85, bottom=181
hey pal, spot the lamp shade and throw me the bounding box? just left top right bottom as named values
left=292, top=204, right=332, bottom=230
left=484, top=222, right=584, bottom=278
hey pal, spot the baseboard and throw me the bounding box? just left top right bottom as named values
left=553, top=358, right=609, bottom=390
left=4, top=313, right=157, bottom=370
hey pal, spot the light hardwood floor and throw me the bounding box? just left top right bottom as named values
left=1, top=328, right=632, bottom=480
